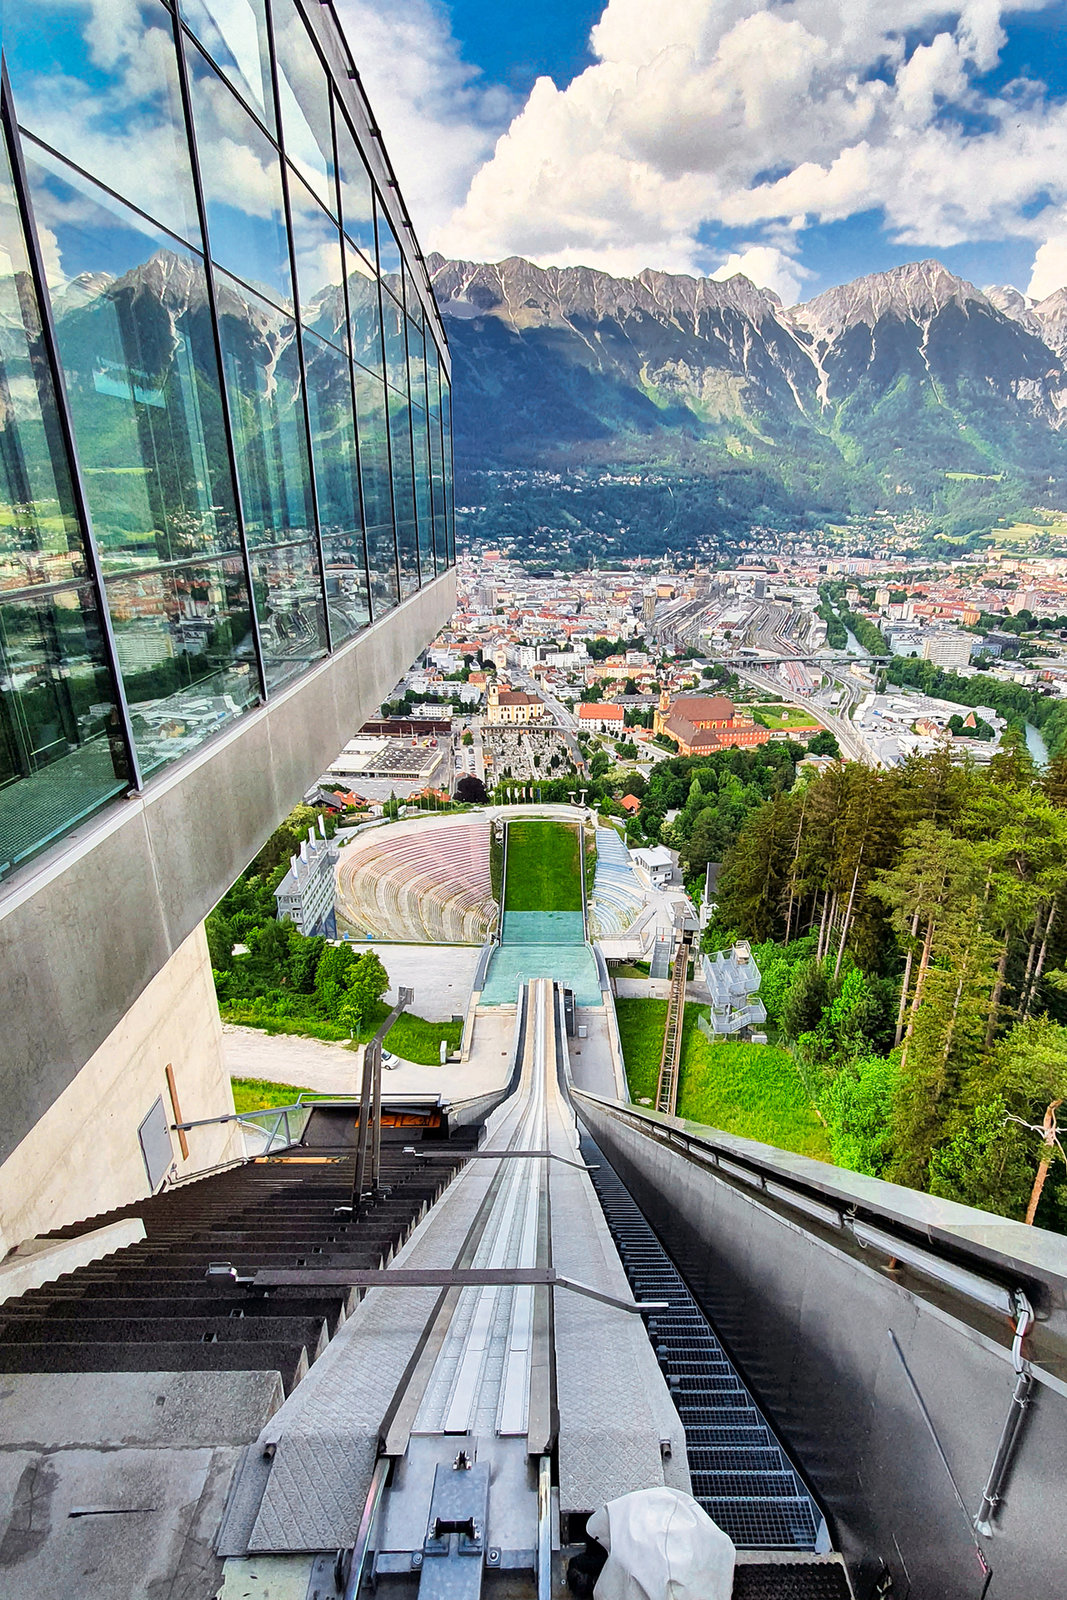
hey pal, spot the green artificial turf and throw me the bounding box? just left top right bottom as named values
left=615, top=998, right=832, bottom=1161
left=503, top=819, right=582, bottom=912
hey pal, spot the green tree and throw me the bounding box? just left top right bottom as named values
left=314, top=944, right=356, bottom=1020
left=807, top=729, right=840, bottom=757
left=928, top=1098, right=1034, bottom=1217
left=820, top=1054, right=900, bottom=1176
left=205, top=911, right=235, bottom=972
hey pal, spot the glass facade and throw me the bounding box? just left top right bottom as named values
left=0, top=0, right=453, bottom=882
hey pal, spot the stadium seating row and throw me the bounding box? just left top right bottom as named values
left=335, top=817, right=495, bottom=943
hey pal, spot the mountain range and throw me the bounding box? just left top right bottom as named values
left=429, top=253, right=1067, bottom=555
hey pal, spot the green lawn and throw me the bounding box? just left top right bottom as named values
left=232, top=1077, right=317, bottom=1113
left=221, top=1003, right=461, bottom=1064
left=751, top=705, right=820, bottom=731
left=615, top=998, right=832, bottom=1161
left=503, top=818, right=582, bottom=911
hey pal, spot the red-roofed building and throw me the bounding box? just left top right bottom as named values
left=653, top=691, right=769, bottom=756
left=578, top=702, right=626, bottom=732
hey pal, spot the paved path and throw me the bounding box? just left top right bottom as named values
left=224, top=1009, right=514, bottom=1100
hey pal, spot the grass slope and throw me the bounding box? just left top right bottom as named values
left=503, top=819, right=582, bottom=912
left=616, top=998, right=831, bottom=1161
left=222, top=1004, right=461, bottom=1064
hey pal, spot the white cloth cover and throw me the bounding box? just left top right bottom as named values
left=587, top=1486, right=736, bottom=1600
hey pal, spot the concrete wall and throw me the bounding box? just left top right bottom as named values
left=576, top=1094, right=1067, bottom=1600
left=0, top=571, right=455, bottom=1177
left=0, top=924, right=243, bottom=1250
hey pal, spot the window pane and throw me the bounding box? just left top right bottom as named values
left=375, top=197, right=401, bottom=279
left=427, top=349, right=446, bottom=578
left=352, top=364, right=397, bottom=614
left=179, top=0, right=276, bottom=132
left=387, top=388, right=418, bottom=598
left=0, top=138, right=87, bottom=593
left=347, top=249, right=383, bottom=379
left=410, top=401, right=433, bottom=580
left=107, top=555, right=258, bottom=774
left=335, top=107, right=376, bottom=267
left=5, top=0, right=200, bottom=244
left=406, top=313, right=426, bottom=408
left=0, top=586, right=127, bottom=879
left=271, top=0, right=335, bottom=211
left=184, top=41, right=293, bottom=310
left=24, top=146, right=241, bottom=574
left=303, top=331, right=368, bottom=642
left=288, top=175, right=346, bottom=349
left=216, top=272, right=315, bottom=547
left=442, top=372, right=454, bottom=562
left=381, top=289, right=407, bottom=395
left=249, top=539, right=327, bottom=690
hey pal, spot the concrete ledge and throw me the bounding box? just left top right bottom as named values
left=0, top=1217, right=146, bottom=1304
left=0, top=1369, right=284, bottom=1448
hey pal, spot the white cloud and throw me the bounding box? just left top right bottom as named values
left=333, top=0, right=514, bottom=239
left=338, top=0, right=1067, bottom=294
left=1028, top=233, right=1067, bottom=301
left=711, top=246, right=810, bottom=302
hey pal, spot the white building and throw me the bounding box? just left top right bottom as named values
left=274, top=820, right=339, bottom=939
left=923, top=631, right=973, bottom=669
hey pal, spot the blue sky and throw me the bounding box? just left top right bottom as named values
left=343, top=2, right=1067, bottom=302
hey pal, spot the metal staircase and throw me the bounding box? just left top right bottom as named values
left=0, top=1111, right=479, bottom=1392
left=583, top=1136, right=849, bottom=1594
left=655, top=935, right=689, bottom=1116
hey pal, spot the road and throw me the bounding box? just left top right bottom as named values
left=731, top=664, right=872, bottom=764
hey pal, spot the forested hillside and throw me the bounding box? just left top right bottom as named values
left=713, top=736, right=1067, bottom=1228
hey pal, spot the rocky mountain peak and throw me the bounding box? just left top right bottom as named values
left=791, top=258, right=987, bottom=344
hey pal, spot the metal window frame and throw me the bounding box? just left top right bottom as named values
left=0, top=61, right=143, bottom=793
left=169, top=7, right=270, bottom=705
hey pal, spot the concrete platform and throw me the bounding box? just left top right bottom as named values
left=0, top=1370, right=282, bottom=1600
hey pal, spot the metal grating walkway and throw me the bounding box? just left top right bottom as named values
left=582, top=1136, right=828, bottom=1553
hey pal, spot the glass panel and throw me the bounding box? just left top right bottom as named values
left=5, top=0, right=200, bottom=244
left=375, top=196, right=401, bottom=281
left=380, top=288, right=407, bottom=395
left=334, top=106, right=376, bottom=267
left=107, top=555, right=258, bottom=774
left=0, top=585, right=128, bottom=878
left=271, top=0, right=335, bottom=211
left=179, top=0, right=276, bottom=132
left=0, top=136, right=87, bottom=593
left=216, top=271, right=315, bottom=547
left=303, top=330, right=368, bottom=642
left=406, top=313, right=426, bottom=409
left=288, top=175, right=346, bottom=349
left=184, top=40, right=293, bottom=310
left=346, top=247, right=382, bottom=379
left=410, top=401, right=433, bottom=580
left=387, top=387, right=418, bottom=598
left=352, top=364, right=397, bottom=613
left=427, top=353, right=446, bottom=578
left=24, top=145, right=241, bottom=573
left=248, top=538, right=327, bottom=690
left=442, top=371, right=454, bottom=563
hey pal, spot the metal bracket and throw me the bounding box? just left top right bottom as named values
left=248, top=1264, right=667, bottom=1314
left=404, top=1146, right=598, bottom=1172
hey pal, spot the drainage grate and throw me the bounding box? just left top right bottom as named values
left=583, top=1136, right=828, bottom=1553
